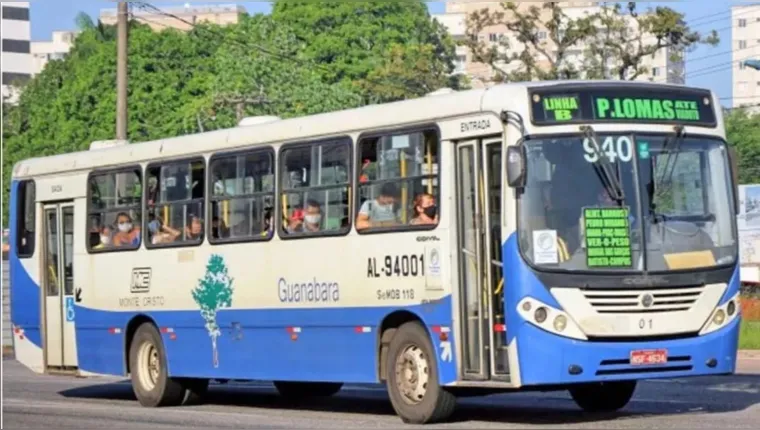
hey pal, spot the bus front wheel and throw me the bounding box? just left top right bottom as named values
left=385, top=321, right=457, bottom=424
left=129, top=323, right=185, bottom=407
left=569, top=381, right=637, bottom=413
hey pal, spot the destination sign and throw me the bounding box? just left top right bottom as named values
left=583, top=206, right=633, bottom=268
left=529, top=86, right=716, bottom=127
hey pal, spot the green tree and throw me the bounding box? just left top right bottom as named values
left=192, top=254, right=234, bottom=368
left=271, top=0, right=461, bottom=101
left=584, top=3, right=719, bottom=81
left=462, top=2, right=719, bottom=83
left=2, top=15, right=362, bottom=225
left=725, top=108, right=760, bottom=185
left=208, top=14, right=362, bottom=122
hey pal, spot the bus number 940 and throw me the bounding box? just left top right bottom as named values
left=367, top=254, right=425, bottom=278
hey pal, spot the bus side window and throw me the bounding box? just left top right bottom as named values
left=87, top=168, right=142, bottom=252
left=15, top=180, right=36, bottom=258
left=355, top=128, right=440, bottom=233
left=209, top=148, right=275, bottom=242
left=279, top=137, right=352, bottom=238
left=145, top=158, right=205, bottom=247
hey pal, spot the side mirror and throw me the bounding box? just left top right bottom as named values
left=727, top=145, right=740, bottom=214
left=507, top=145, right=527, bottom=188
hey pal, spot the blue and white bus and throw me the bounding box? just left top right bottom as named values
left=9, top=80, right=741, bottom=424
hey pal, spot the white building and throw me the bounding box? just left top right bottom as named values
left=433, top=1, right=684, bottom=87
left=1, top=1, right=32, bottom=104
left=100, top=3, right=244, bottom=32
left=31, top=31, right=79, bottom=76
left=731, top=5, right=760, bottom=113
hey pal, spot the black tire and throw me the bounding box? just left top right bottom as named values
left=180, top=378, right=210, bottom=405
left=273, top=381, right=343, bottom=399
left=569, top=380, right=637, bottom=413
left=129, top=323, right=185, bottom=407
left=385, top=321, right=457, bottom=424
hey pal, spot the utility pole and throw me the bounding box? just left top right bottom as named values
left=116, top=1, right=128, bottom=140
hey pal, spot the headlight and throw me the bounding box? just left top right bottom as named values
left=699, top=291, right=740, bottom=336
left=517, top=297, right=587, bottom=341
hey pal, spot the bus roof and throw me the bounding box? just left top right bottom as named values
left=12, top=80, right=717, bottom=179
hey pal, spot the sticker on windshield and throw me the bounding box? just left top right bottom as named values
left=533, top=230, right=559, bottom=265
left=638, top=141, right=650, bottom=159
left=583, top=207, right=633, bottom=268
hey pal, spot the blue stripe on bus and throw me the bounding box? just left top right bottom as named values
left=72, top=296, right=456, bottom=384
left=8, top=180, right=42, bottom=348
left=501, top=232, right=562, bottom=345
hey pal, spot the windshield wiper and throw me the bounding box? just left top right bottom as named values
left=657, top=125, right=686, bottom=189
left=579, top=125, right=625, bottom=201
left=648, top=125, right=686, bottom=223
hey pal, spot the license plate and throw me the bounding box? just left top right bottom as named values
left=630, top=349, right=667, bottom=365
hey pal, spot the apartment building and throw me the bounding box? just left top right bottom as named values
left=31, top=30, right=79, bottom=76
left=100, top=3, right=244, bottom=31
left=434, top=1, right=684, bottom=87
left=2, top=1, right=32, bottom=104
left=732, top=4, right=760, bottom=112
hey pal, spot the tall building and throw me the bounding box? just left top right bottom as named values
left=100, top=3, right=244, bottom=31
left=731, top=4, right=760, bottom=113
left=434, top=1, right=684, bottom=87
left=2, top=1, right=32, bottom=104
left=31, top=30, right=79, bottom=76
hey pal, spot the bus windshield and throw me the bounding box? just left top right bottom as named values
left=518, top=133, right=737, bottom=274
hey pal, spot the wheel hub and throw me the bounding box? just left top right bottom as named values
left=395, top=345, right=429, bottom=405
left=138, top=342, right=160, bottom=391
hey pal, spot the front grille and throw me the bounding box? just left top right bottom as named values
left=583, top=286, right=705, bottom=314
left=596, top=355, right=693, bottom=376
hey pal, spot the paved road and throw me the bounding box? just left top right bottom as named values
left=4, top=358, right=760, bottom=428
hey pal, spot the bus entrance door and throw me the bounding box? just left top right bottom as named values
left=455, top=138, right=508, bottom=382
left=41, top=202, right=78, bottom=372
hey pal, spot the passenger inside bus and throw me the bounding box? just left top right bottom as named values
left=356, top=182, right=399, bottom=230
left=410, top=193, right=437, bottom=225
left=284, top=200, right=323, bottom=234
left=185, top=215, right=203, bottom=241
left=112, top=212, right=140, bottom=247
left=211, top=216, right=229, bottom=239
left=93, top=225, right=113, bottom=249
left=148, top=215, right=181, bottom=245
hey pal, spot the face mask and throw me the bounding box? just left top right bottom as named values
left=100, top=235, right=110, bottom=245
left=423, top=205, right=437, bottom=219
left=118, top=222, right=132, bottom=233
left=305, top=214, right=321, bottom=224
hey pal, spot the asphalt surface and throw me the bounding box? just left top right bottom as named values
left=3, top=358, right=760, bottom=428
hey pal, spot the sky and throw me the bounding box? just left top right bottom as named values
left=28, top=1, right=744, bottom=107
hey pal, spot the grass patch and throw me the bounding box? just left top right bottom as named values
left=739, top=320, right=760, bottom=350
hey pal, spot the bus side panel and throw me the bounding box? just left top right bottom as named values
left=502, top=232, right=740, bottom=386
left=74, top=296, right=454, bottom=384
left=8, top=180, right=45, bottom=373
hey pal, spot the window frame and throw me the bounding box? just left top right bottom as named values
left=207, top=146, right=277, bottom=245
left=354, top=124, right=442, bottom=236
left=86, top=165, right=144, bottom=254
left=15, top=179, right=36, bottom=259
left=277, top=136, right=354, bottom=241
left=144, top=156, right=207, bottom=250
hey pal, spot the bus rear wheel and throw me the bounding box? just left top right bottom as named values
left=385, top=321, right=456, bottom=424
left=569, top=380, right=637, bottom=413
left=273, top=381, right=343, bottom=399
left=129, top=323, right=185, bottom=407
